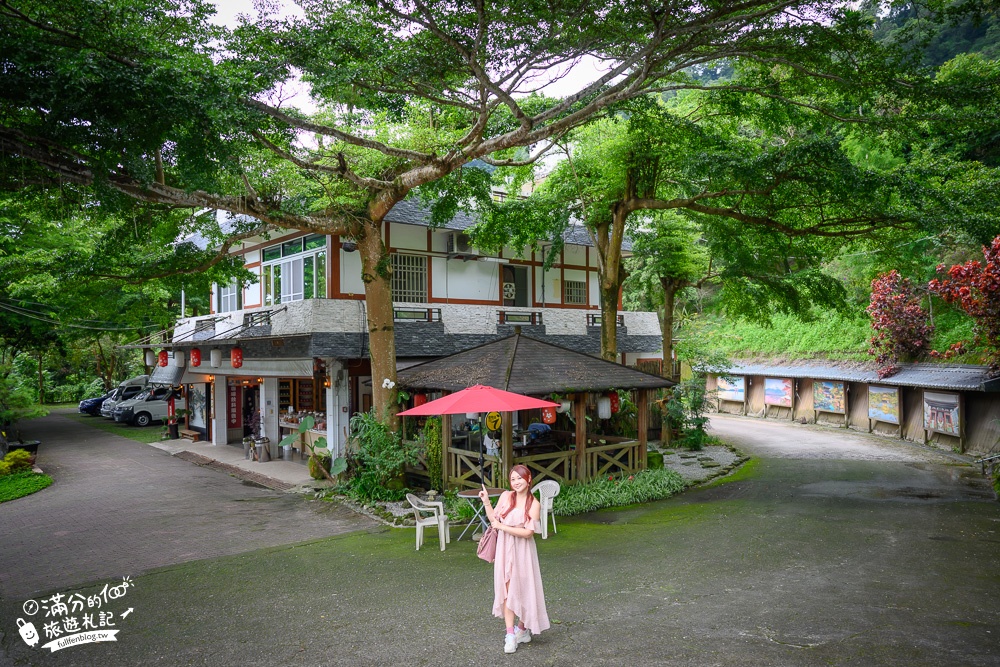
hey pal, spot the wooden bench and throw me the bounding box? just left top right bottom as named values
left=179, top=429, right=200, bottom=442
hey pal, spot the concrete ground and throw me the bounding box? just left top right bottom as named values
left=2, top=412, right=1000, bottom=666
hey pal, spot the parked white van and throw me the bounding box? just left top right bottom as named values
left=113, top=385, right=185, bottom=427
left=99, top=375, right=149, bottom=419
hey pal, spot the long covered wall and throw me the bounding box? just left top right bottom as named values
left=707, top=373, right=1000, bottom=456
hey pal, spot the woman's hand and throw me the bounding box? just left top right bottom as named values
left=477, top=487, right=489, bottom=502
left=491, top=520, right=503, bottom=531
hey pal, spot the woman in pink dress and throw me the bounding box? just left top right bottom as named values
left=479, top=464, right=550, bottom=654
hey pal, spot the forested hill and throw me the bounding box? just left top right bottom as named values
left=871, top=2, right=1000, bottom=66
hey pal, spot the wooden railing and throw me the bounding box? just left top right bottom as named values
left=585, top=440, right=641, bottom=478
left=513, top=449, right=576, bottom=485
left=403, top=438, right=430, bottom=486
left=448, top=446, right=500, bottom=489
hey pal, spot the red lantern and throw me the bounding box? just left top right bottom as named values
left=609, top=392, right=620, bottom=414
left=542, top=406, right=557, bottom=424
left=231, top=346, right=243, bottom=369
left=413, top=394, right=428, bottom=407
left=157, top=350, right=169, bottom=367
left=190, top=348, right=201, bottom=367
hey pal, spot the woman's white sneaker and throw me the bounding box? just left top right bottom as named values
left=504, top=633, right=517, bottom=653
left=515, top=628, right=532, bottom=644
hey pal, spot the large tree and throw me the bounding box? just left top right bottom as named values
left=0, top=0, right=942, bottom=420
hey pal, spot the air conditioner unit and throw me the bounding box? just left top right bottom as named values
left=447, top=232, right=479, bottom=256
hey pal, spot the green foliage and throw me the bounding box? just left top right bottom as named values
left=0, top=471, right=53, bottom=503
left=279, top=414, right=347, bottom=478
left=2, top=448, right=34, bottom=474
left=421, top=417, right=443, bottom=492
left=346, top=410, right=418, bottom=502
left=0, top=367, right=47, bottom=431
left=693, top=313, right=871, bottom=360
left=551, top=469, right=686, bottom=516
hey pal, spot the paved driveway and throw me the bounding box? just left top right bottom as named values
left=0, top=411, right=377, bottom=600
left=2, top=413, right=999, bottom=667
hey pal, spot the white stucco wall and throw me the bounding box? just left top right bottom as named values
left=389, top=222, right=427, bottom=250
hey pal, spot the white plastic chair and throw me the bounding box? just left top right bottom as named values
left=406, top=493, right=450, bottom=551
left=531, top=480, right=560, bottom=539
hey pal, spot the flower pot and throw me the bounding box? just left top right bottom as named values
left=8, top=440, right=39, bottom=457
left=255, top=443, right=270, bottom=462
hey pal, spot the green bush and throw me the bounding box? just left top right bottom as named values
left=0, top=461, right=9, bottom=476
left=2, top=449, right=34, bottom=474
left=551, top=468, right=686, bottom=516
left=346, top=410, right=418, bottom=502
left=0, top=471, right=52, bottom=503
left=421, top=417, right=443, bottom=492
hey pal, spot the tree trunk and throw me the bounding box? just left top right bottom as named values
left=600, top=282, right=621, bottom=362
left=660, top=280, right=676, bottom=447
left=596, top=206, right=629, bottom=362
left=357, top=220, right=399, bottom=428
left=661, top=278, right=677, bottom=382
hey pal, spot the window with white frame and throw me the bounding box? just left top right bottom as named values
left=391, top=253, right=427, bottom=303
left=564, top=279, right=587, bottom=305
left=261, top=235, right=327, bottom=305
left=218, top=281, right=241, bottom=313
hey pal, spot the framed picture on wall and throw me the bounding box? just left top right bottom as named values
left=717, top=376, right=745, bottom=402
left=813, top=381, right=846, bottom=414
left=923, top=391, right=961, bottom=436
left=764, top=378, right=793, bottom=407
left=868, top=385, right=900, bottom=425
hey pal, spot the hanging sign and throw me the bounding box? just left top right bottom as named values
left=227, top=385, right=242, bottom=428
left=485, top=411, right=502, bottom=431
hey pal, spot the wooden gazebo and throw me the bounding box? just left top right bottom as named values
left=397, top=332, right=674, bottom=487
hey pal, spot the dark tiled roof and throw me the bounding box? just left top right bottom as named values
left=397, top=333, right=673, bottom=394
left=196, top=199, right=626, bottom=251
left=722, top=360, right=1000, bottom=392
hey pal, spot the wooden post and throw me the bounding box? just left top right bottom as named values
left=574, top=393, right=587, bottom=481
left=442, top=413, right=452, bottom=489
left=790, top=380, right=797, bottom=421
left=502, top=411, right=514, bottom=485
left=637, top=389, right=648, bottom=469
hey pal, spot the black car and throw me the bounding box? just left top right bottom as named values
left=78, top=391, right=113, bottom=416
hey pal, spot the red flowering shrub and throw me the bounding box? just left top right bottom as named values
left=867, top=271, right=933, bottom=378
left=928, top=236, right=1000, bottom=375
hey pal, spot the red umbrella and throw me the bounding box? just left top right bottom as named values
left=398, top=385, right=558, bottom=416
left=398, top=385, right=559, bottom=486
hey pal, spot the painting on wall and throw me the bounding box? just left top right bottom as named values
left=188, top=386, right=207, bottom=430
left=923, top=391, right=961, bottom=436
left=868, top=385, right=900, bottom=424
left=813, top=381, right=846, bottom=414
left=717, top=376, right=745, bottom=402
left=764, top=378, right=793, bottom=407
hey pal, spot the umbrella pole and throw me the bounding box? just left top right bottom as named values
left=478, top=414, right=485, bottom=486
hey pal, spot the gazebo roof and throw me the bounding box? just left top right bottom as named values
left=396, top=332, right=674, bottom=395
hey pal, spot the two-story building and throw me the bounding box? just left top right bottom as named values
left=155, top=199, right=663, bottom=456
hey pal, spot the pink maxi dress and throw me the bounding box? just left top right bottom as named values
left=492, top=491, right=550, bottom=634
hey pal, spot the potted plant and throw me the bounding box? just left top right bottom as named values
left=0, top=370, right=46, bottom=456
left=243, top=411, right=262, bottom=459
left=279, top=415, right=346, bottom=481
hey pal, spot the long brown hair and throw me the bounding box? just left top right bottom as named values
left=499, top=464, right=533, bottom=519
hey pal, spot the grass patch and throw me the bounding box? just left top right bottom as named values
left=0, top=471, right=53, bottom=503
left=704, top=457, right=761, bottom=487
left=552, top=468, right=686, bottom=516
left=698, top=312, right=870, bottom=360
left=63, top=412, right=167, bottom=444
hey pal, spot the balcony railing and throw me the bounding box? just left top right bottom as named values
left=587, top=313, right=625, bottom=327
left=497, top=310, right=544, bottom=326
left=243, top=311, right=272, bottom=327
left=394, top=307, right=442, bottom=323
